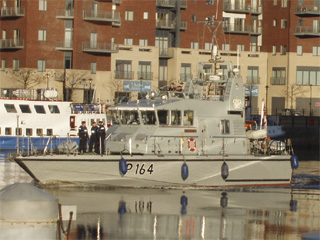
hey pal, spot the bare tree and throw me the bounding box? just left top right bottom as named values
left=9, top=69, right=46, bottom=89
left=283, top=84, right=309, bottom=109
left=103, top=73, right=123, bottom=104
left=65, top=70, right=89, bottom=101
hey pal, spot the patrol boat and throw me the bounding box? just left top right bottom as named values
left=11, top=50, right=299, bottom=188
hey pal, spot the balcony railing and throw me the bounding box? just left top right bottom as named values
left=138, top=72, right=153, bottom=80
left=246, top=76, right=260, bottom=84
left=270, top=77, right=286, bottom=85
left=251, top=26, right=262, bottom=35
left=83, top=10, right=121, bottom=23
left=156, top=0, right=187, bottom=8
left=294, top=5, right=320, bottom=15
left=156, top=19, right=187, bottom=30
left=180, top=73, right=192, bottom=82
left=0, top=39, right=24, bottom=49
left=55, top=41, right=73, bottom=51
left=223, top=2, right=250, bottom=13
left=56, top=9, right=74, bottom=19
left=223, top=24, right=251, bottom=34
left=0, top=7, right=25, bottom=18
left=294, top=26, right=320, bottom=36
left=114, top=71, right=134, bottom=80
left=159, top=48, right=174, bottom=58
left=82, top=42, right=119, bottom=53
left=251, top=6, right=262, bottom=14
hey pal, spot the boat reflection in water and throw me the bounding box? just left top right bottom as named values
left=43, top=187, right=319, bottom=240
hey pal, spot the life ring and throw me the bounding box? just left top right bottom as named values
left=188, top=138, right=197, bottom=152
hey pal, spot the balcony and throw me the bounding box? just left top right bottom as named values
left=156, top=0, right=187, bottom=9
left=294, top=26, right=320, bottom=37
left=55, top=41, right=73, bottom=51
left=294, top=5, right=320, bottom=16
left=156, top=19, right=187, bottom=30
left=159, top=48, right=174, bottom=58
left=138, top=72, right=153, bottom=80
left=251, top=26, right=262, bottom=35
left=223, top=24, right=251, bottom=34
left=83, top=10, right=121, bottom=24
left=1, top=7, right=25, bottom=18
left=114, top=71, right=134, bottom=80
left=223, top=2, right=250, bottom=13
left=0, top=39, right=24, bottom=50
left=246, top=76, right=260, bottom=84
left=56, top=9, right=74, bottom=19
left=82, top=42, right=119, bottom=53
left=250, top=6, right=262, bottom=15
left=270, top=77, right=286, bottom=85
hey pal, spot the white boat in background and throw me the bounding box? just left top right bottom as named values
left=0, top=88, right=107, bottom=155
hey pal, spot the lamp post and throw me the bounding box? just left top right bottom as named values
left=310, top=84, right=312, bottom=116
left=265, top=85, right=269, bottom=115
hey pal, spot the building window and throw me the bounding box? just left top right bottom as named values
left=247, top=66, right=259, bottom=84
left=272, top=46, right=277, bottom=55
left=38, top=30, right=46, bottom=41
left=273, top=0, right=277, bottom=6
left=91, top=62, right=96, bottom=74
left=116, top=60, right=133, bottom=79
left=159, top=59, right=168, bottom=82
left=143, top=12, right=148, bottom=19
left=206, top=0, right=214, bottom=5
left=297, top=46, right=303, bottom=56
left=192, top=15, right=196, bottom=22
left=205, top=42, right=212, bottom=50
left=298, top=19, right=303, bottom=26
left=13, top=59, right=19, bottom=71
left=271, top=67, right=286, bottom=85
left=1, top=60, right=5, bottom=71
left=125, top=11, right=134, bottom=21
left=312, top=46, right=320, bottom=56
left=139, top=39, right=148, bottom=47
left=181, top=63, right=191, bottom=82
left=37, top=60, right=46, bottom=72
left=281, top=0, right=288, bottom=8
left=222, top=44, right=230, bottom=51
left=39, top=0, right=47, bottom=11
left=281, top=19, right=287, bottom=29
left=273, top=19, right=277, bottom=27
left=237, top=44, right=244, bottom=51
left=296, top=67, right=320, bottom=86
left=124, top=38, right=133, bottom=45
left=280, top=45, right=287, bottom=55
left=138, top=61, right=152, bottom=80
left=191, top=42, right=199, bottom=49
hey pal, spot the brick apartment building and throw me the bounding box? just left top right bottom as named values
left=0, top=0, right=319, bottom=116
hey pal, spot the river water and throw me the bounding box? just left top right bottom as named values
left=0, top=157, right=319, bottom=240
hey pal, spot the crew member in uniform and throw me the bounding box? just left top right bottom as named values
left=97, top=120, right=106, bottom=154
left=78, top=121, right=88, bottom=154
left=89, top=122, right=98, bottom=153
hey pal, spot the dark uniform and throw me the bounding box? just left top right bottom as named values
left=97, top=121, right=106, bottom=154
left=78, top=121, right=88, bottom=153
left=89, top=122, right=98, bottom=152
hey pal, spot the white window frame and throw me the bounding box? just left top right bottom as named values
left=297, top=46, right=303, bottom=56
left=143, top=12, right=148, bottom=20
left=139, top=39, right=148, bottom=47
left=204, top=42, right=212, bottom=50
left=273, top=19, right=277, bottom=27
left=281, top=0, right=288, bottom=8
left=37, top=60, right=46, bottom=72
left=281, top=19, right=287, bottom=29
left=1, top=60, right=5, bottom=71
left=312, top=46, right=320, bottom=56
left=191, top=42, right=199, bottom=49
left=125, top=11, right=134, bottom=21
left=124, top=38, right=133, bottom=45
left=39, top=0, right=47, bottom=11
left=91, top=62, right=96, bottom=74
left=38, top=30, right=46, bottom=41
left=272, top=45, right=277, bottom=55
left=280, top=45, right=287, bottom=55
left=237, top=44, right=244, bottom=51
left=13, top=59, right=19, bottom=71
left=222, top=44, right=230, bottom=51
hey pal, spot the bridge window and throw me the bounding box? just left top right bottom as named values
left=183, top=110, right=194, bottom=126
left=120, top=110, right=139, bottom=125
left=5, top=128, right=12, bottom=135
left=141, top=110, right=156, bottom=125
left=26, top=128, right=33, bottom=136
left=34, top=105, right=46, bottom=114
left=48, top=105, right=60, bottom=113
left=110, top=110, right=120, bottom=125
left=4, top=104, right=17, bottom=113
left=15, top=128, right=22, bottom=136
left=171, top=110, right=181, bottom=125
left=158, top=110, right=169, bottom=125
left=19, top=104, right=31, bottom=113
left=47, top=129, right=53, bottom=136
left=220, top=120, right=230, bottom=134
left=36, top=128, right=43, bottom=136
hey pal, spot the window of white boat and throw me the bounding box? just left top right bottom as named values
left=120, top=110, right=139, bottom=125
left=36, top=128, right=43, bottom=136
left=141, top=110, right=156, bottom=125
left=4, top=104, right=17, bottom=113
left=110, top=110, right=120, bottom=125
left=5, top=128, right=12, bottom=135
left=47, top=129, right=53, bottom=136
left=15, top=128, right=22, bottom=136
left=19, top=104, right=31, bottom=113
left=183, top=110, right=194, bottom=126
left=34, top=105, right=46, bottom=114
left=26, top=128, right=33, bottom=136
left=171, top=110, right=181, bottom=126
left=220, top=120, right=230, bottom=134
left=48, top=105, right=60, bottom=113
left=158, top=110, right=169, bottom=125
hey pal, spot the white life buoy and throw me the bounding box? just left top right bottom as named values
left=188, top=138, right=197, bottom=152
